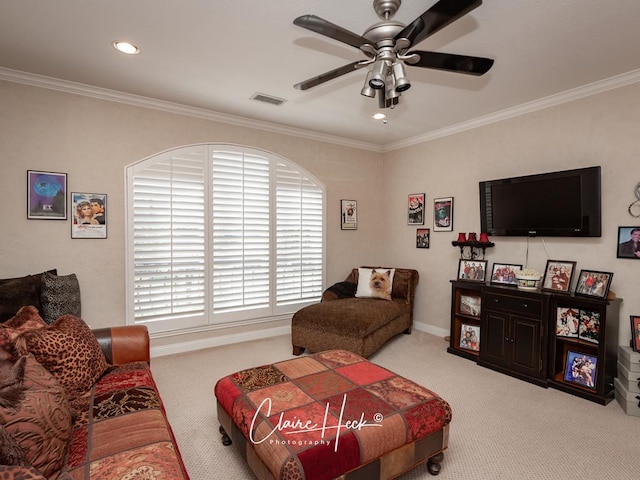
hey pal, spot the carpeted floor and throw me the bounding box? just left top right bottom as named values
left=152, top=330, right=639, bottom=480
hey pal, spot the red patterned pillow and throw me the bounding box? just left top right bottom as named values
left=0, top=354, right=72, bottom=479
left=14, top=315, right=109, bottom=401
left=0, top=306, right=47, bottom=357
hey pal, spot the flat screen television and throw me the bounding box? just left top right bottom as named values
left=479, top=166, right=601, bottom=237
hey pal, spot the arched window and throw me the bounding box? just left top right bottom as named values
left=125, top=144, right=325, bottom=334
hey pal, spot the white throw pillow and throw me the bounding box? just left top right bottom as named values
left=355, top=267, right=395, bottom=300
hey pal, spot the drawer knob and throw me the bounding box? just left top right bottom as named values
left=522, top=303, right=528, bottom=308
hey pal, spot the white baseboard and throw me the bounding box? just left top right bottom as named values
left=150, top=325, right=291, bottom=358
left=413, top=321, right=448, bottom=338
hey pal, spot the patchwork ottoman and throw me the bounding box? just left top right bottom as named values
left=214, top=350, right=451, bottom=480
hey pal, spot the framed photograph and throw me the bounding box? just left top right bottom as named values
left=433, top=197, right=453, bottom=231
left=616, top=226, right=640, bottom=259
left=578, top=310, right=600, bottom=344
left=340, top=199, right=357, bottom=230
left=459, top=294, right=481, bottom=316
left=556, top=307, right=579, bottom=338
left=541, top=260, right=576, bottom=293
left=27, top=170, right=67, bottom=219
left=408, top=193, right=425, bottom=225
left=490, top=263, right=523, bottom=286
left=459, top=323, right=480, bottom=351
left=574, top=270, right=613, bottom=299
left=631, top=316, right=640, bottom=352
left=416, top=228, right=430, bottom=248
left=71, top=193, right=107, bottom=239
left=457, top=259, right=487, bottom=282
left=564, top=351, right=597, bottom=389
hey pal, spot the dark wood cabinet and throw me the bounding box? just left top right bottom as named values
left=448, top=280, right=622, bottom=404
left=478, top=287, right=548, bottom=387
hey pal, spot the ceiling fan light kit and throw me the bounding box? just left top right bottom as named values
left=293, top=0, right=494, bottom=110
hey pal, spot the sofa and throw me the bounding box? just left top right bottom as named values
left=291, top=267, right=419, bottom=358
left=0, top=271, right=189, bottom=479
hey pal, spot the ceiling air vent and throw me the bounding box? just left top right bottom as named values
left=250, top=93, right=286, bottom=106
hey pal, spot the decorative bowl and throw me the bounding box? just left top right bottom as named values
left=514, top=270, right=542, bottom=290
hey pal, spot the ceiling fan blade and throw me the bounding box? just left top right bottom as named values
left=407, top=51, right=494, bottom=76
left=396, top=0, right=483, bottom=47
left=294, top=61, right=363, bottom=90
left=294, top=15, right=370, bottom=49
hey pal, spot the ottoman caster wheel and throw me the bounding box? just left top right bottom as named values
left=219, top=425, right=232, bottom=446
left=427, top=452, right=444, bottom=475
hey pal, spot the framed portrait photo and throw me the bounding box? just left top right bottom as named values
left=71, top=192, right=107, bottom=239
left=616, top=226, right=640, bottom=259
left=555, top=307, right=579, bottom=338
left=27, top=170, right=67, bottom=219
left=416, top=228, right=430, bottom=248
left=631, top=316, right=640, bottom=352
left=574, top=270, right=613, bottom=299
left=541, top=260, right=576, bottom=293
left=459, top=323, right=480, bottom=351
left=490, top=263, right=523, bottom=286
left=433, top=197, right=453, bottom=231
left=341, top=199, right=357, bottom=230
left=564, top=350, right=597, bottom=390
left=457, top=259, right=487, bottom=283
left=408, top=193, right=425, bottom=225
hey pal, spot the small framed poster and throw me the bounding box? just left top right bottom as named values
left=341, top=200, right=357, bottom=230
left=71, top=192, right=107, bottom=238
left=416, top=228, right=430, bottom=248
left=433, top=197, right=453, bottom=231
left=27, top=170, right=67, bottom=219
left=408, top=193, right=425, bottom=225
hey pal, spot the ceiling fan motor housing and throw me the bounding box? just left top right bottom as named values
left=373, top=0, right=401, bottom=20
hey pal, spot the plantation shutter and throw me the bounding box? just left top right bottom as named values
left=211, top=150, right=271, bottom=319
left=129, top=146, right=207, bottom=330
left=276, top=160, right=324, bottom=307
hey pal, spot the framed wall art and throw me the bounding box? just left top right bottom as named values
left=490, top=263, right=522, bottom=286
left=616, top=226, right=640, bottom=259
left=408, top=193, right=425, bottom=225
left=541, top=260, right=576, bottom=293
left=71, top=192, right=107, bottom=238
left=574, top=270, right=613, bottom=299
left=27, top=170, right=67, bottom=219
left=433, top=197, right=453, bottom=231
left=416, top=228, right=430, bottom=248
left=459, top=323, right=480, bottom=351
left=341, top=199, right=357, bottom=230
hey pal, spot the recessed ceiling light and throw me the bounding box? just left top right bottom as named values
left=372, top=113, right=386, bottom=120
left=112, top=41, right=140, bottom=55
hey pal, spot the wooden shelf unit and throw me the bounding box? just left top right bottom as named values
left=448, top=280, right=483, bottom=361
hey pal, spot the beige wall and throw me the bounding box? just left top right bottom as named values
left=1, top=78, right=639, bottom=349
left=0, top=81, right=383, bottom=348
left=383, top=81, right=640, bottom=346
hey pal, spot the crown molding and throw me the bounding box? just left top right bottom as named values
left=383, top=68, right=640, bottom=152
left=0, top=67, right=383, bottom=153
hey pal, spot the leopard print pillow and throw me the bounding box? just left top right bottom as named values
left=14, top=315, right=109, bottom=401
left=40, top=272, right=81, bottom=324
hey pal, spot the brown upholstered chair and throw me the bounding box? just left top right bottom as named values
left=291, top=267, right=419, bottom=357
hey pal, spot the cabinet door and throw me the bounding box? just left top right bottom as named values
left=511, top=315, right=542, bottom=378
left=481, top=310, right=509, bottom=368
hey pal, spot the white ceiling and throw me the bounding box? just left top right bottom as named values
left=1, top=0, right=640, bottom=150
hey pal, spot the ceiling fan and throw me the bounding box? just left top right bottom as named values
left=293, top=0, right=494, bottom=108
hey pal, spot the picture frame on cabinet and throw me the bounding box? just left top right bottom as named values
left=631, top=316, right=640, bottom=352
left=27, top=170, right=67, bottom=220
left=541, top=260, right=576, bottom=293
left=433, top=197, right=453, bottom=231
left=408, top=193, right=425, bottom=225
left=416, top=228, right=430, bottom=248
left=340, top=199, right=357, bottom=230
left=563, top=350, right=597, bottom=389
left=459, top=294, right=481, bottom=317
left=574, top=269, right=613, bottom=299
left=616, top=226, right=640, bottom=259
left=578, top=310, right=600, bottom=344
left=556, top=307, right=580, bottom=338
left=457, top=259, right=487, bottom=282
left=490, top=263, right=523, bottom=286
left=459, top=323, right=480, bottom=351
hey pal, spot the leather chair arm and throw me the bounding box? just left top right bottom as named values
left=93, top=325, right=150, bottom=365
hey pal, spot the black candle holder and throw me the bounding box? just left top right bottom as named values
left=451, top=240, right=495, bottom=260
